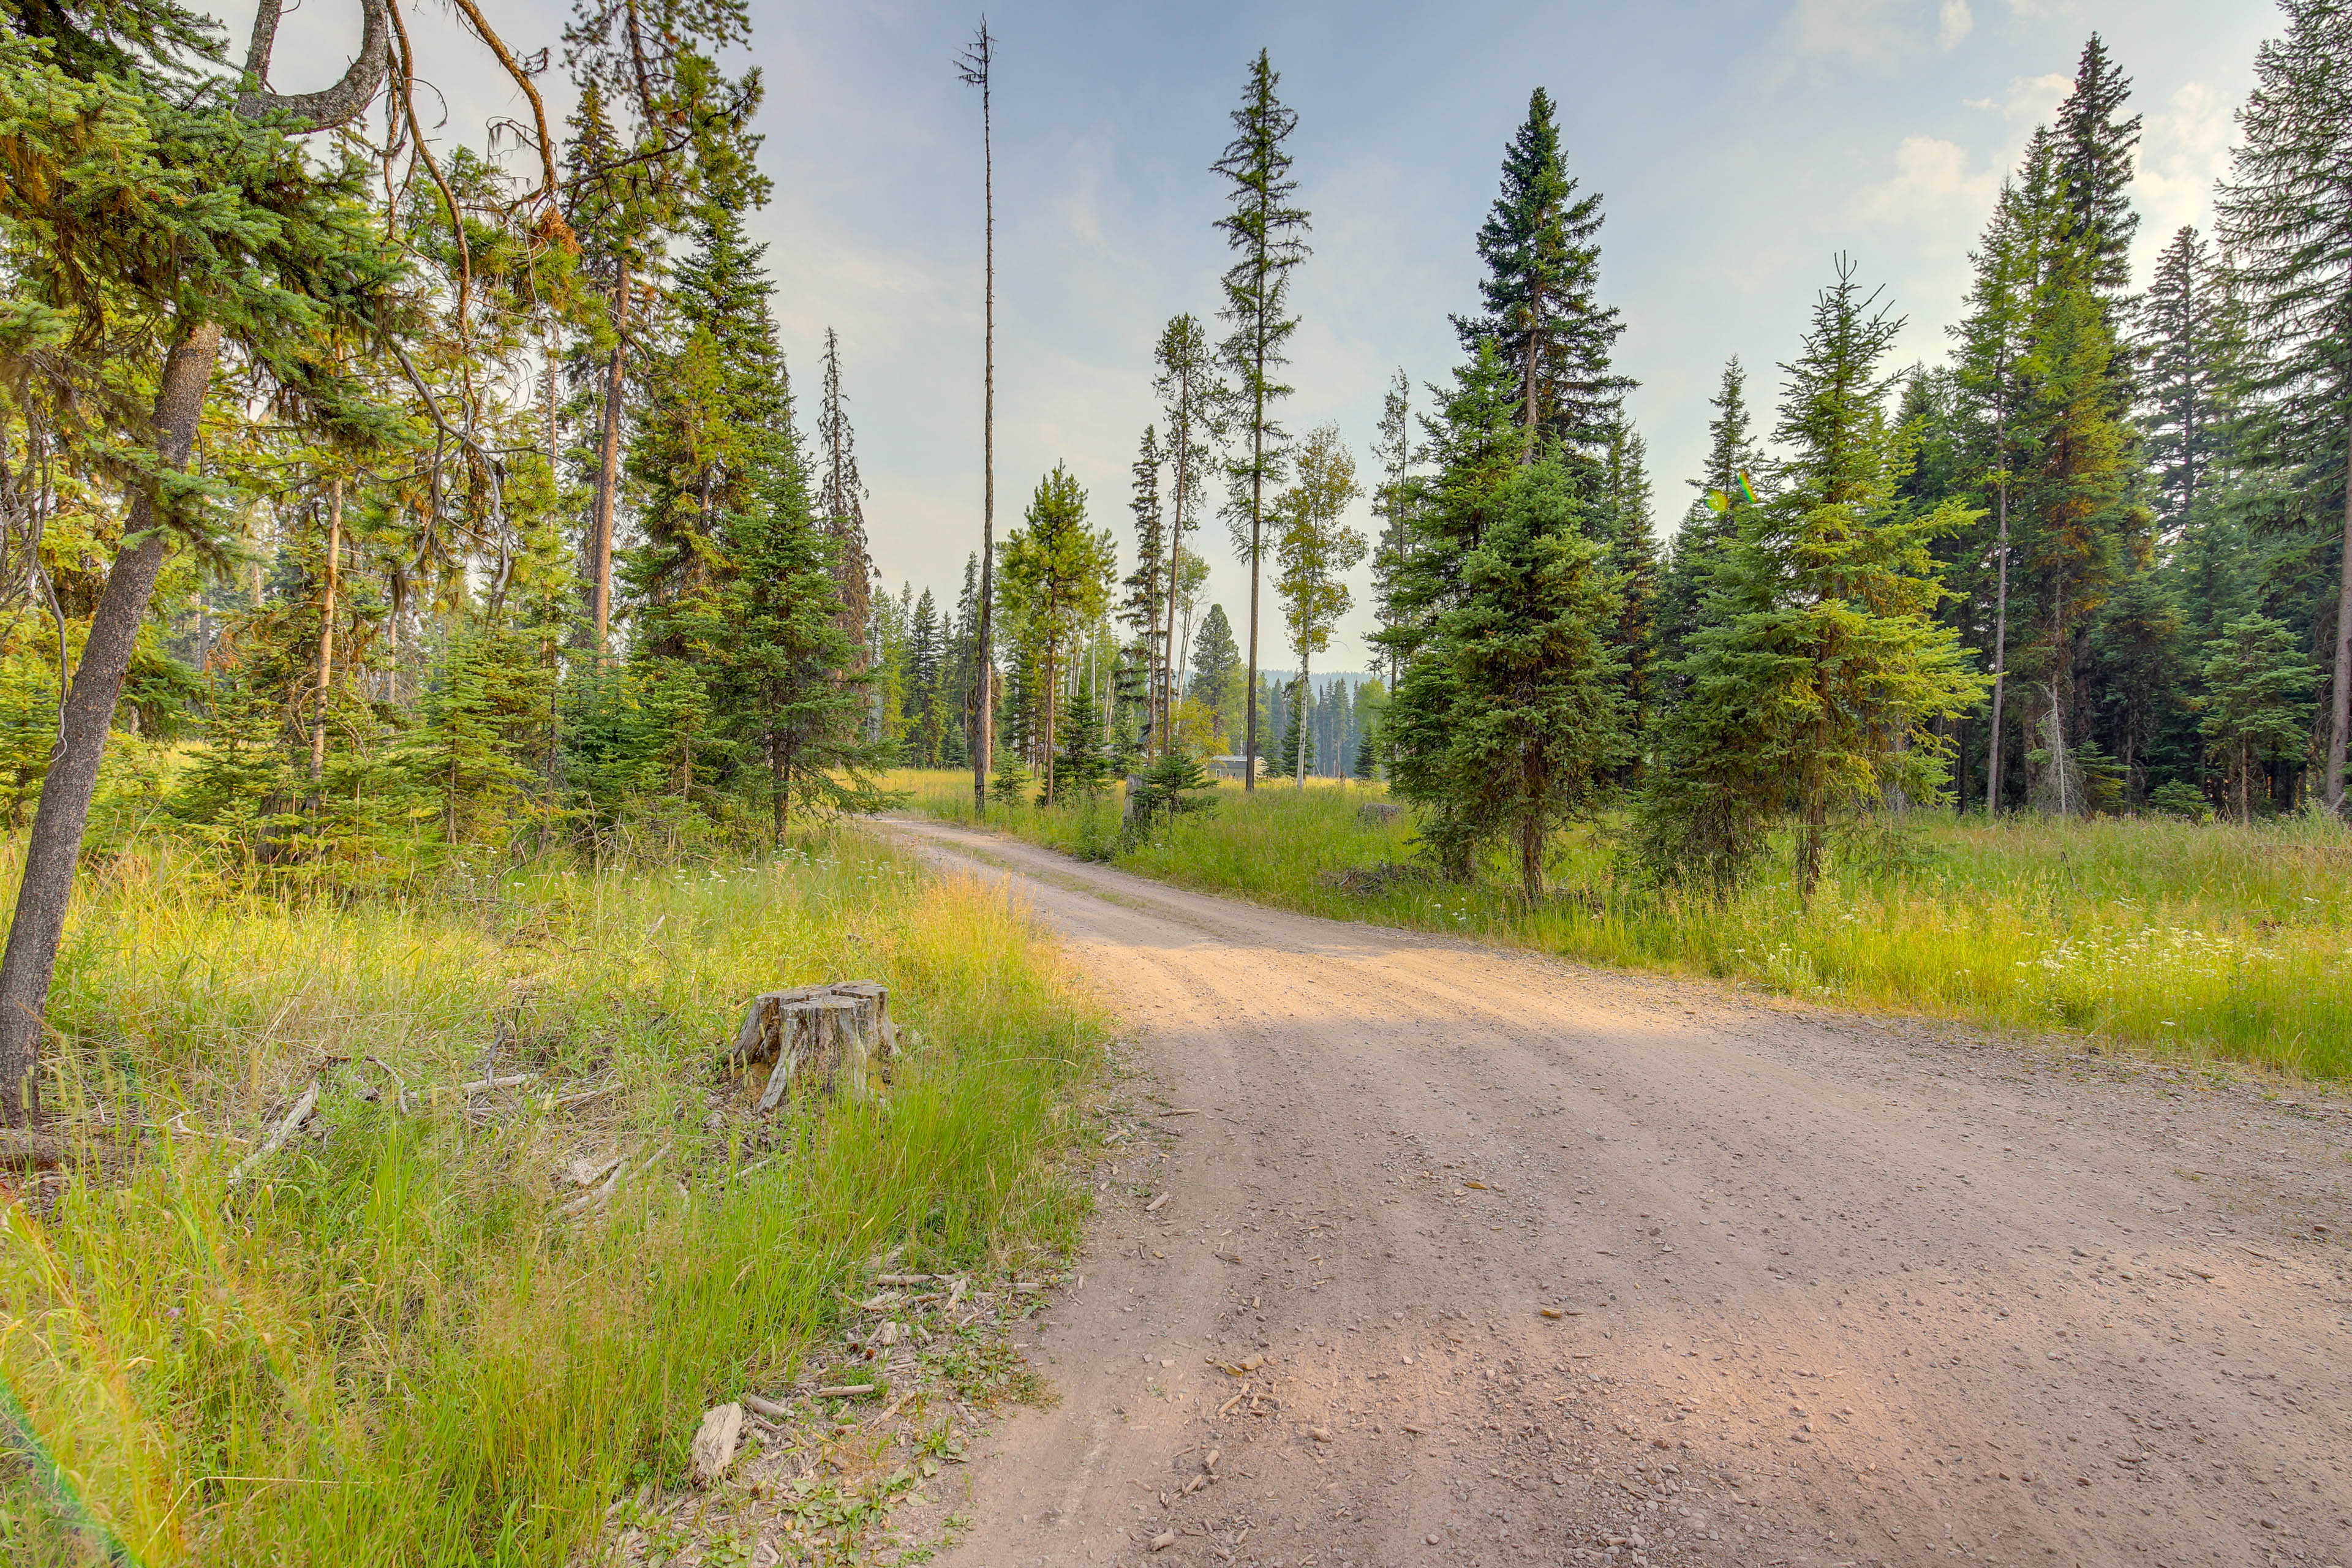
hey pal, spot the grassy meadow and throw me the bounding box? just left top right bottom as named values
left=895, top=768, right=2352, bottom=1080
left=1, top=832, right=1105, bottom=1564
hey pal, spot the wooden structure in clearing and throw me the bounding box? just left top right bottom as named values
left=728, top=981, right=897, bottom=1110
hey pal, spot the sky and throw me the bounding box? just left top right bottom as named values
left=249, top=0, right=2282, bottom=676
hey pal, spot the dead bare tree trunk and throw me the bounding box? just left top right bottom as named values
left=309, top=477, right=342, bottom=783
left=2328, top=431, right=2351, bottom=815
left=589, top=261, right=629, bottom=655
left=0, top=323, right=221, bottom=1125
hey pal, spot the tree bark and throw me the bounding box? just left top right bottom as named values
left=309, top=477, right=342, bottom=783
left=0, top=322, right=222, bottom=1127
left=1986, top=475, right=2010, bottom=816
left=589, top=260, right=629, bottom=655
left=971, top=45, right=995, bottom=818
left=2328, top=431, right=2351, bottom=815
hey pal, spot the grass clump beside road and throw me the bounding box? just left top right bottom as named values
left=1, top=832, right=1103, bottom=1566
left=892, top=767, right=2352, bottom=1079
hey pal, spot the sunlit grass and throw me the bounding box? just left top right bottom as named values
left=1, top=833, right=1104, bottom=1564
left=887, top=766, right=2352, bottom=1079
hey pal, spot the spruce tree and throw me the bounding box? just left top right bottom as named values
left=1121, top=424, right=1168, bottom=745
left=2215, top=0, right=2352, bottom=813
left=1635, top=259, right=1986, bottom=902
left=998, top=465, right=1115, bottom=799
left=1949, top=172, right=2044, bottom=813
left=1453, top=87, right=1631, bottom=462
left=1212, top=51, right=1310, bottom=790
left=2142, top=227, right=2234, bottom=538
left=2200, top=614, right=2320, bottom=823
left=1383, top=342, right=1629, bottom=892
left=1187, top=604, right=1245, bottom=748
left=1153, top=314, right=1221, bottom=755
left=1657, top=360, right=1760, bottom=695
left=817, top=327, right=875, bottom=657
left=2054, top=34, right=2143, bottom=301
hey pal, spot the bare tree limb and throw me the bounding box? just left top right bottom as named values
left=237, top=0, right=394, bottom=132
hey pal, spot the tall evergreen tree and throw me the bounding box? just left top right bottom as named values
left=1636, top=259, right=1986, bottom=902
left=816, top=327, right=874, bottom=660
left=998, top=465, right=1114, bottom=799
left=1212, top=50, right=1310, bottom=791
left=1384, top=345, right=1629, bottom=896
left=1121, top=425, right=1168, bottom=745
left=1453, top=87, right=1631, bottom=462
left=2141, top=227, right=2235, bottom=538
left=2054, top=34, right=2144, bottom=300
left=2215, top=0, right=2352, bottom=813
left=1950, top=171, right=2044, bottom=813
left=1657, top=360, right=1760, bottom=689
left=1153, top=314, right=1220, bottom=756
left=1188, top=603, right=1245, bottom=749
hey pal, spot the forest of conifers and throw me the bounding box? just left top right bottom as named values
left=0, top=0, right=2349, bottom=1110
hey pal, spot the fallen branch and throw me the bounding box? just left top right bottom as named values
left=227, top=1082, right=319, bottom=1188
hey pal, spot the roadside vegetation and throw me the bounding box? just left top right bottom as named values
left=896, top=769, right=2352, bottom=1080
left=0, top=833, right=1103, bottom=1564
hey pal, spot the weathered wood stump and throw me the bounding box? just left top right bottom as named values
left=729, top=981, right=897, bottom=1110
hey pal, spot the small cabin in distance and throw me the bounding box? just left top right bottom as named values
left=1205, top=755, right=1265, bottom=780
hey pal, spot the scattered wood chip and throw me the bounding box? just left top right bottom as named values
left=741, top=1392, right=790, bottom=1422
left=1145, top=1193, right=1170, bottom=1213
left=1463, top=1180, right=1493, bottom=1191
left=1157, top=1109, right=1202, bottom=1118
left=813, top=1384, right=878, bottom=1399
left=1308, top=1426, right=1332, bottom=1442
left=1401, top=1423, right=1426, bottom=1434
left=688, top=1403, right=744, bottom=1486
left=874, top=1273, right=932, bottom=1286
left=1152, top=1532, right=1177, bottom=1551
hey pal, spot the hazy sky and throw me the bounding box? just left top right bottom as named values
left=253, top=0, right=2280, bottom=674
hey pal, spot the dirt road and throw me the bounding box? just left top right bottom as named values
left=878, top=816, right=2352, bottom=1568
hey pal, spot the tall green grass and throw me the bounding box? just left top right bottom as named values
left=1, top=834, right=1104, bottom=1564
left=892, top=768, right=2352, bottom=1079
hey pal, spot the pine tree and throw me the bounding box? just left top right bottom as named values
left=2142, top=227, right=2234, bottom=538
left=1187, top=603, right=1244, bottom=749
left=1121, top=424, right=1168, bottom=746
left=816, top=328, right=875, bottom=660
left=2054, top=34, right=2144, bottom=300
left=1453, top=87, right=1631, bottom=462
left=2013, top=233, right=2146, bottom=815
left=1948, top=170, right=2045, bottom=814
left=720, top=421, right=889, bottom=843
left=2215, top=0, right=2352, bottom=813
left=1272, top=424, right=1366, bottom=787
left=1657, top=360, right=1761, bottom=690
left=998, top=465, right=1115, bottom=800
left=1382, top=341, right=1630, bottom=891
left=2200, top=614, right=2320, bottom=822
left=1212, top=51, right=1310, bottom=790
left=1636, top=258, right=1986, bottom=902
left=1596, top=421, right=1660, bottom=737
left=1153, top=314, right=1221, bottom=756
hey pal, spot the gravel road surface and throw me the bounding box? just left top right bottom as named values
left=878, top=815, right=2352, bottom=1568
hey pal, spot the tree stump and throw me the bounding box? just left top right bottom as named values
left=729, top=981, right=897, bottom=1110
